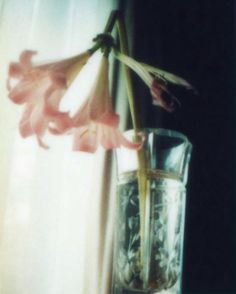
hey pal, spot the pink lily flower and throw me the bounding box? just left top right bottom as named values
left=114, top=51, right=193, bottom=112
left=72, top=56, right=142, bottom=153
left=8, top=50, right=91, bottom=148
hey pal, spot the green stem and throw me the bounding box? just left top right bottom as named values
left=116, top=13, right=147, bottom=273
left=103, top=10, right=119, bottom=34
left=97, top=8, right=149, bottom=281
left=89, top=10, right=119, bottom=56
left=115, top=15, right=140, bottom=130
left=88, top=42, right=102, bottom=55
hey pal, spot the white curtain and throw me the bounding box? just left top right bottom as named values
left=0, top=0, right=119, bottom=293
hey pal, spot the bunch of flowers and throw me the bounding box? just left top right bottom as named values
left=7, top=34, right=192, bottom=153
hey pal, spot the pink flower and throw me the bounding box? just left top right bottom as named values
left=8, top=50, right=91, bottom=148
left=72, top=56, right=142, bottom=153
left=115, top=51, right=193, bottom=112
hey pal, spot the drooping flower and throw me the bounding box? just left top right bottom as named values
left=114, top=51, right=193, bottom=112
left=8, top=50, right=91, bottom=148
left=72, top=56, right=142, bottom=153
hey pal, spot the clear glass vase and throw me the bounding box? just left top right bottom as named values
left=112, top=128, right=192, bottom=294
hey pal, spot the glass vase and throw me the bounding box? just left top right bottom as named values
left=112, top=128, right=192, bottom=294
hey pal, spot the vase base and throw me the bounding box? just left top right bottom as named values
left=112, top=286, right=151, bottom=294
left=112, top=285, right=180, bottom=294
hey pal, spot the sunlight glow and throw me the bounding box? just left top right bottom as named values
left=0, top=1, right=117, bottom=294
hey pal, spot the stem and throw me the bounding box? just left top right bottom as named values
left=88, top=42, right=102, bottom=55
left=89, top=10, right=119, bottom=56
left=100, top=9, right=149, bottom=283
left=116, top=13, right=147, bottom=274
left=116, top=15, right=140, bottom=130
left=103, top=10, right=119, bottom=34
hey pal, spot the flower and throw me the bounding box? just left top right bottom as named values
left=72, top=56, right=142, bottom=153
left=114, top=51, right=193, bottom=112
left=8, top=50, right=91, bottom=148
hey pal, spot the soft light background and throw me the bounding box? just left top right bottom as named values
left=0, top=0, right=121, bottom=293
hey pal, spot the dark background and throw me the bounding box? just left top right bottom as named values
left=120, top=0, right=235, bottom=292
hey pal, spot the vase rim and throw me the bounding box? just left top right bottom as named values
left=124, top=128, right=192, bottom=146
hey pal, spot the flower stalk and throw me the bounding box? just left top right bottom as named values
left=103, top=10, right=120, bottom=34
left=116, top=13, right=148, bottom=273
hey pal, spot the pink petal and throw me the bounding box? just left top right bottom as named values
left=20, top=50, right=37, bottom=68
left=9, top=74, right=51, bottom=104
left=19, top=104, right=34, bottom=137
left=21, top=101, right=49, bottom=149
left=73, top=127, right=98, bottom=153
left=100, top=125, right=120, bottom=149
left=96, top=110, right=120, bottom=127
left=30, top=101, right=48, bottom=138
left=66, top=52, right=91, bottom=84
left=30, top=105, right=49, bottom=149
left=73, top=100, right=90, bottom=127
left=150, top=80, right=164, bottom=106
left=85, top=57, right=120, bottom=127
left=36, top=136, right=49, bottom=149
left=50, top=72, right=67, bottom=87
left=9, top=81, right=35, bottom=104
left=142, top=63, right=194, bottom=89
left=88, top=57, right=113, bottom=121
left=118, top=131, right=142, bottom=150
left=36, top=51, right=90, bottom=72
left=43, top=87, right=66, bottom=116
left=9, top=63, right=24, bottom=78
left=114, top=51, right=152, bottom=87
left=49, top=113, right=73, bottom=135
left=151, top=80, right=175, bottom=112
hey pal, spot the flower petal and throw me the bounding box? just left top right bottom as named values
left=150, top=80, right=174, bottom=111
left=36, top=51, right=90, bottom=72
left=115, top=50, right=193, bottom=113
left=118, top=131, right=142, bottom=150
left=66, top=52, right=91, bottom=85
left=9, top=75, right=51, bottom=104
left=72, top=55, right=140, bottom=153
left=8, top=49, right=94, bottom=149
left=50, top=72, right=67, bottom=87
left=8, top=63, right=24, bottom=79
left=73, top=126, right=98, bottom=153
left=36, top=136, right=49, bottom=149
left=141, top=63, right=194, bottom=89
left=35, top=51, right=91, bottom=86
left=88, top=57, right=114, bottom=121
left=20, top=50, right=37, bottom=68
left=22, top=101, right=49, bottom=149
left=30, top=101, right=49, bottom=148
left=114, top=51, right=152, bottom=87
left=151, top=79, right=181, bottom=112
left=44, top=87, right=66, bottom=116
left=9, top=81, right=36, bottom=104
left=100, top=125, right=120, bottom=149
left=73, top=100, right=90, bottom=127
left=19, top=104, right=34, bottom=137
left=96, top=110, right=120, bottom=127
left=48, top=113, right=73, bottom=135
